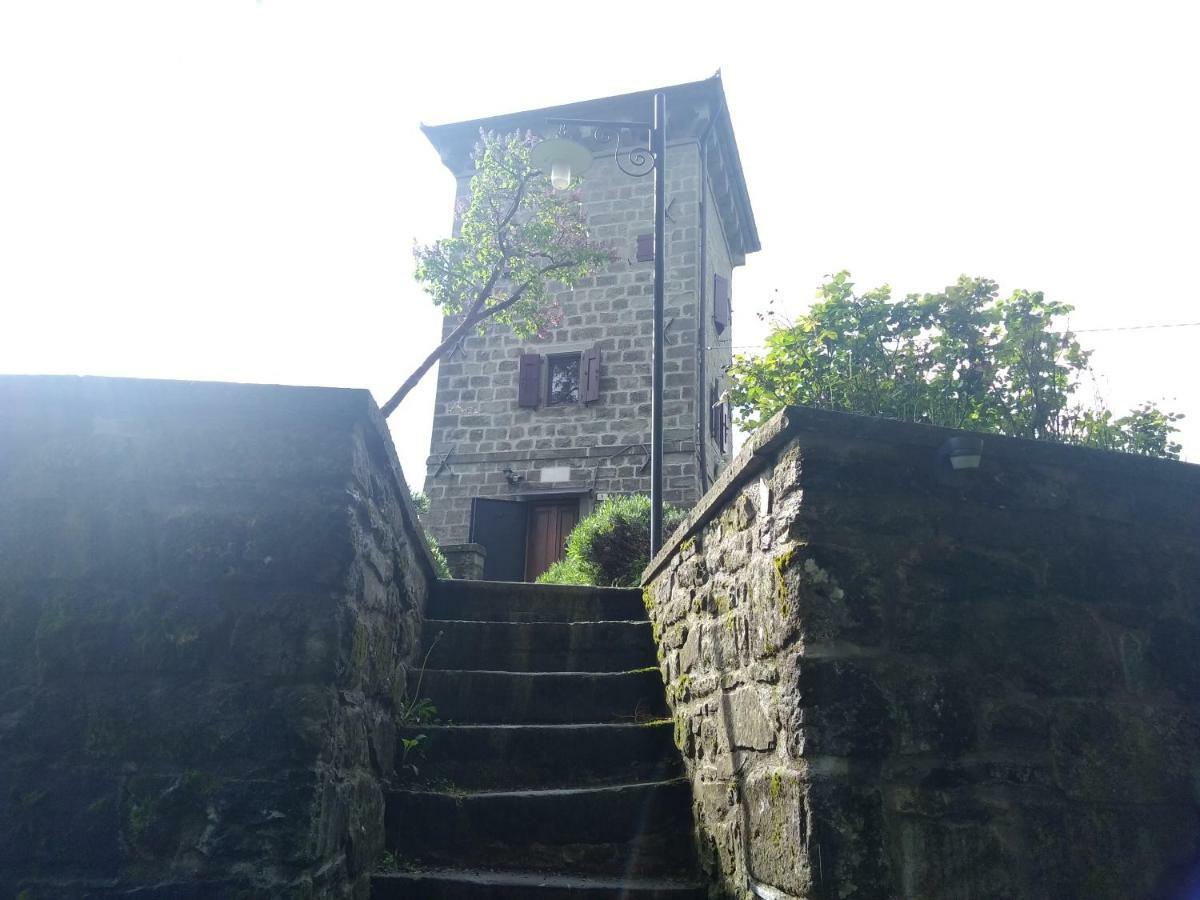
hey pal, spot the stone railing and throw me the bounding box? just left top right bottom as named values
left=642, top=406, right=1200, bottom=899
left=0, top=376, right=439, bottom=898
left=440, top=542, right=487, bottom=580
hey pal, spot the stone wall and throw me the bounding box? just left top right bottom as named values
left=643, top=406, right=1200, bottom=899
left=0, top=376, right=437, bottom=899
left=419, top=78, right=758, bottom=553
left=423, top=142, right=714, bottom=545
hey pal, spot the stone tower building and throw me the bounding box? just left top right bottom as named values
left=421, top=76, right=759, bottom=581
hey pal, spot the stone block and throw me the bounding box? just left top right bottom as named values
left=1049, top=700, right=1200, bottom=804
left=744, top=769, right=811, bottom=896
left=1020, top=801, right=1200, bottom=899
left=892, top=812, right=1017, bottom=899
left=719, top=686, right=776, bottom=752
left=786, top=659, right=894, bottom=760
left=440, top=542, right=487, bottom=580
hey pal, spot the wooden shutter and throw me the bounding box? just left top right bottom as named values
left=713, top=274, right=730, bottom=334
left=709, top=381, right=720, bottom=441
left=581, top=347, right=601, bottom=403
left=718, top=392, right=727, bottom=452
left=518, top=353, right=542, bottom=408
left=636, top=234, right=655, bottom=262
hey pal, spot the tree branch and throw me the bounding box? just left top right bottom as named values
left=380, top=261, right=576, bottom=418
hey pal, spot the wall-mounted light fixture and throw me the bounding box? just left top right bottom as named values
left=503, top=468, right=525, bottom=486
left=530, top=138, right=594, bottom=190
left=939, top=436, right=984, bottom=470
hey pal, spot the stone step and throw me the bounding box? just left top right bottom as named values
left=384, top=779, right=696, bottom=878
left=428, top=580, right=646, bottom=623
left=421, top=668, right=669, bottom=725
left=397, top=721, right=680, bottom=789
left=371, top=869, right=707, bottom=899
left=422, top=619, right=657, bottom=673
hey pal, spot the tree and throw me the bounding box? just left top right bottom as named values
left=379, top=131, right=613, bottom=418
left=728, top=272, right=1184, bottom=459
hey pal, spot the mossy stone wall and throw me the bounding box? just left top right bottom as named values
left=0, top=376, right=434, bottom=899
left=644, top=407, right=1200, bottom=899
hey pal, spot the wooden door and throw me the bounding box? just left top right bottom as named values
left=524, top=500, right=579, bottom=582
left=469, top=498, right=528, bottom=582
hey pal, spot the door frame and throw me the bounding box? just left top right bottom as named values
left=468, top=489, right=594, bottom=583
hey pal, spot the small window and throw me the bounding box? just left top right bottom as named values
left=546, top=354, right=581, bottom=405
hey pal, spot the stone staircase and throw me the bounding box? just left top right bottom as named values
left=372, top=580, right=704, bottom=900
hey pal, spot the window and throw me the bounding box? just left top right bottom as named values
left=547, top=354, right=581, bottom=405
left=518, top=347, right=602, bottom=408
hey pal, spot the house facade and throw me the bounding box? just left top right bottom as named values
left=420, top=76, right=759, bottom=581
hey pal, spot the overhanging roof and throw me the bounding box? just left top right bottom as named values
left=421, top=74, right=761, bottom=262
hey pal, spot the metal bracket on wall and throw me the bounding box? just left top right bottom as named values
left=432, top=445, right=456, bottom=478
left=587, top=442, right=653, bottom=492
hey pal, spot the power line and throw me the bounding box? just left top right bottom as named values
left=1072, top=321, right=1200, bottom=333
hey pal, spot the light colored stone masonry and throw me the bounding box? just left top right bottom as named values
left=423, top=138, right=739, bottom=545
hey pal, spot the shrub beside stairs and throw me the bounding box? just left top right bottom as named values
left=372, top=580, right=705, bottom=899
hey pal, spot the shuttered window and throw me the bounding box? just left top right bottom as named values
left=713, top=273, right=730, bottom=334
left=709, top=381, right=720, bottom=442
left=518, top=347, right=601, bottom=407
left=518, top=353, right=542, bottom=408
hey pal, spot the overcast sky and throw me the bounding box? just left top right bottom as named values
left=2, top=1, right=1197, bottom=482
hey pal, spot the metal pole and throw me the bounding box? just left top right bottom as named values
left=650, top=92, right=666, bottom=556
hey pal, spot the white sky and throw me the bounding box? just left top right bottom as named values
left=2, top=1, right=1197, bottom=482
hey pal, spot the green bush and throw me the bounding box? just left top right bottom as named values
left=427, top=541, right=451, bottom=579
left=538, top=555, right=590, bottom=586
left=536, top=495, right=687, bottom=588
left=410, top=490, right=451, bottom=578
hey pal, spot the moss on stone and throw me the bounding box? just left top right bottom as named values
left=673, top=711, right=689, bottom=751
left=670, top=674, right=692, bottom=703
left=773, top=548, right=796, bottom=618
left=642, top=586, right=655, bottom=613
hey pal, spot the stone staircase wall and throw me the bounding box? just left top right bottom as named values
left=0, top=376, right=437, bottom=899
left=643, top=406, right=1200, bottom=900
